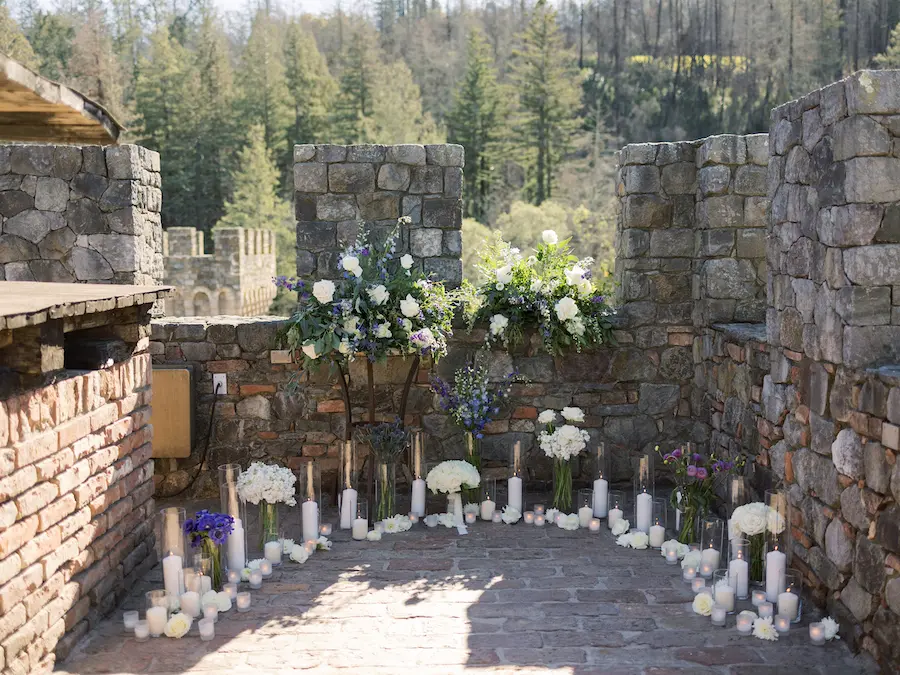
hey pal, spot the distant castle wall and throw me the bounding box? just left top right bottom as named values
left=162, top=227, right=277, bottom=316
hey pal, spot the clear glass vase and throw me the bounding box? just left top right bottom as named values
left=463, top=432, right=481, bottom=504
left=374, top=461, right=396, bottom=522
left=258, top=500, right=279, bottom=552
left=552, top=458, right=573, bottom=512
left=200, top=538, right=224, bottom=591
left=218, top=463, right=247, bottom=573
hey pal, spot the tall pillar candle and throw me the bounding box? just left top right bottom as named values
left=636, top=492, right=652, bottom=533
left=507, top=476, right=523, bottom=512
left=340, top=488, right=358, bottom=529
left=411, top=479, right=426, bottom=517
left=593, top=478, right=608, bottom=518
left=227, top=518, right=245, bottom=571
left=302, top=500, right=319, bottom=543
left=162, top=554, right=183, bottom=599
left=729, top=556, right=749, bottom=598
left=765, top=549, right=787, bottom=602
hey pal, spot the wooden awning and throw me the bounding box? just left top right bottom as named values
left=0, top=51, right=123, bottom=145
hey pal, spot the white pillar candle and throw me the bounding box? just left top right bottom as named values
left=649, top=524, right=666, bottom=548
left=729, top=557, right=749, bottom=598
left=636, top=492, right=652, bottom=533
left=774, top=614, right=791, bottom=633
left=480, top=500, right=496, bottom=521
left=146, top=607, right=167, bottom=637
left=249, top=569, right=263, bottom=589
left=198, top=575, right=211, bottom=595
left=264, top=541, right=281, bottom=564
left=507, top=476, right=523, bottom=512
left=411, top=479, right=426, bottom=517
left=578, top=505, right=594, bottom=528
left=592, top=478, right=608, bottom=517
left=134, top=619, right=150, bottom=641
left=340, top=488, right=358, bottom=529
left=700, top=547, right=721, bottom=570
left=180, top=591, right=200, bottom=618
left=227, top=518, right=245, bottom=572
left=523, top=511, right=535, bottom=525
left=465, top=512, right=477, bottom=525
left=199, top=617, right=215, bottom=641
left=203, top=603, right=218, bottom=623
left=714, top=582, right=735, bottom=612
left=162, top=554, right=183, bottom=599
left=302, top=500, right=319, bottom=544
left=259, top=560, right=272, bottom=577
left=765, top=549, right=787, bottom=602
left=589, top=518, right=601, bottom=532
left=777, top=591, right=799, bottom=619
left=352, top=517, right=368, bottom=540
left=607, top=508, right=623, bottom=529
left=236, top=592, right=251, bottom=612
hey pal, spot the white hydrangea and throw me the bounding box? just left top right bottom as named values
left=426, top=460, right=481, bottom=495
left=236, top=462, right=297, bottom=506
left=539, top=424, right=589, bottom=461
left=557, top=513, right=580, bottom=531
left=729, top=502, right=785, bottom=539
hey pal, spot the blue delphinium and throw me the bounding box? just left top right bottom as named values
left=431, top=365, right=519, bottom=439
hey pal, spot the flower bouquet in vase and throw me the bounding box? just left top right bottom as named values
left=432, top=364, right=518, bottom=504
left=184, top=510, right=234, bottom=591
left=729, top=500, right=787, bottom=585
left=538, top=407, right=589, bottom=512
left=659, top=444, right=740, bottom=544
left=236, top=462, right=297, bottom=551
left=356, top=420, right=408, bottom=522
left=426, top=460, right=481, bottom=529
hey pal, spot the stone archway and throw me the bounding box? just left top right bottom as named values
left=218, top=289, right=235, bottom=315
left=193, top=290, right=211, bottom=315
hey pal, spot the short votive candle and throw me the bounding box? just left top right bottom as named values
left=774, top=614, right=791, bottom=633
left=259, top=560, right=273, bottom=577
left=375, top=522, right=385, bottom=534
left=711, top=604, right=727, bottom=627
left=533, top=504, right=545, bottom=516
left=304, top=541, right=316, bottom=554
left=134, top=619, right=149, bottom=642
left=203, top=603, right=218, bottom=623
left=534, top=514, right=546, bottom=527
left=492, top=510, right=502, bottom=523
left=589, top=518, right=601, bottom=532
left=683, top=566, right=697, bottom=582
left=523, top=511, right=535, bottom=525
left=554, top=512, right=563, bottom=524
left=465, top=512, right=477, bottom=525
left=123, top=610, right=139, bottom=632
left=199, top=617, right=215, bottom=641
left=408, top=512, right=419, bottom=524
left=236, top=592, right=251, bottom=612
left=751, top=589, right=767, bottom=606
left=223, top=583, right=237, bottom=600
left=227, top=569, right=241, bottom=584
left=758, top=602, right=774, bottom=619
left=666, top=549, right=678, bottom=564
left=692, top=578, right=706, bottom=593
left=736, top=613, right=754, bottom=634
left=249, top=569, right=263, bottom=590
left=699, top=562, right=714, bottom=579
left=809, top=622, right=825, bottom=645
left=320, top=523, right=332, bottom=536
left=425, top=514, right=438, bottom=527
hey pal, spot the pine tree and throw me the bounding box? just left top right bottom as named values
left=215, top=124, right=293, bottom=276
left=362, top=59, right=444, bottom=143
left=21, top=8, right=73, bottom=80
left=332, top=28, right=382, bottom=143
left=876, top=22, right=900, bottom=68
left=511, top=0, right=581, bottom=205
left=0, top=3, right=40, bottom=70
left=448, top=30, right=505, bottom=220
left=283, top=21, right=337, bottom=146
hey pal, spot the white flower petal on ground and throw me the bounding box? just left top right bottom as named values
left=629, top=531, right=649, bottom=549
left=290, top=545, right=309, bottom=563
left=316, top=536, right=332, bottom=550
left=753, top=617, right=779, bottom=641
left=822, top=616, right=841, bottom=640
left=681, top=550, right=702, bottom=570
left=692, top=592, right=714, bottom=617
left=616, top=533, right=634, bottom=548
left=312, top=279, right=335, bottom=304
left=558, top=514, right=580, bottom=531
left=545, top=508, right=560, bottom=524
left=215, top=592, right=232, bottom=612
left=366, top=530, right=382, bottom=541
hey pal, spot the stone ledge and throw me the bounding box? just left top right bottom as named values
left=710, top=322, right=767, bottom=343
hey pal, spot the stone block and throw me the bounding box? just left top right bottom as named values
left=296, top=222, right=336, bottom=252
left=328, top=163, right=375, bottom=193
left=51, top=146, right=82, bottom=180
left=357, top=193, right=399, bottom=220
left=38, top=227, right=75, bottom=260
left=5, top=210, right=64, bottom=244
left=702, top=259, right=758, bottom=299
left=316, top=195, right=358, bottom=221
left=825, top=516, right=854, bottom=572
left=0, top=190, right=33, bottom=217
left=746, top=134, right=769, bottom=165
left=425, top=144, right=464, bottom=167
left=621, top=143, right=658, bottom=165
left=409, top=166, right=443, bottom=194
left=817, top=204, right=883, bottom=246
left=844, top=156, right=900, bottom=203
left=66, top=200, right=104, bottom=235
left=624, top=194, right=671, bottom=228
left=864, top=441, right=890, bottom=494
left=409, top=229, right=442, bottom=258
left=649, top=229, right=692, bottom=257
left=346, top=145, right=386, bottom=163
left=735, top=229, right=766, bottom=259
left=734, top=165, right=768, bottom=196
left=0, top=234, right=38, bottom=264
left=820, top=81, right=848, bottom=126
left=854, top=534, right=886, bottom=593
left=698, top=134, right=747, bottom=165
left=422, top=199, right=461, bottom=230
left=293, top=163, right=327, bottom=192
left=443, top=230, right=462, bottom=256
left=744, top=196, right=768, bottom=228
left=315, top=145, right=347, bottom=162
left=387, top=144, right=426, bottom=165
left=376, top=164, right=410, bottom=191
left=649, top=273, right=690, bottom=303
left=698, top=165, right=730, bottom=197
left=623, top=165, right=660, bottom=194
left=889, top=387, right=900, bottom=424
left=877, top=204, right=900, bottom=243
left=698, top=195, right=744, bottom=229
left=293, top=144, right=316, bottom=162
left=846, top=70, right=900, bottom=114
left=875, top=503, right=900, bottom=553
left=841, top=577, right=876, bottom=622
left=105, top=145, right=141, bottom=179
left=802, top=108, right=824, bottom=151
left=33, top=178, right=68, bottom=212
left=423, top=257, right=462, bottom=287
left=835, top=286, right=891, bottom=326
left=794, top=447, right=842, bottom=506
left=401, top=196, right=422, bottom=223
left=810, top=413, right=835, bottom=457
left=833, top=114, right=892, bottom=161
left=620, top=229, right=649, bottom=257
left=832, top=428, right=864, bottom=479
left=697, top=229, right=733, bottom=256
left=660, top=162, right=696, bottom=194
left=844, top=244, right=900, bottom=285
left=10, top=146, right=53, bottom=175
left=65, top=246, right=113, bottom=280
left=444, top=167, right=462, bottom=197
left=843, top=326, right=900, bottom=368
left=785, top=145, right=812, bottom=183
left=772, top=118, right=801, bottom=155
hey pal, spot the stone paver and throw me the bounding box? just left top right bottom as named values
left=58, top=501, right=876, bottom=675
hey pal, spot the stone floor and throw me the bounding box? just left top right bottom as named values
left=58, top=502, right=878, bottom=675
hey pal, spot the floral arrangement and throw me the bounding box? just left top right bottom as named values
left=277, top=220, right=456, bottom=367
left=184, top=510, right=234, bottom=591
left=426, top=460, right=482, bottom=495
left=317, top=536, right=332, bottom=550
left=501, top=506, right=521, bottom=524
left=462, top=229, right=614, bottom=354
left=729, top=501, right=786, bottom=582
left=237, top=461, right=297, bottom=550
left=616, top=530, right=650, bottom=549
left=356, top=419, right=408, bottom=521
left=658, top=445, right=741, bottom=543
left=538, top=408, right=589, bottom=511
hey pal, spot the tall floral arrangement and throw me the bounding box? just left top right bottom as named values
left=730, top=502, right=786, bottom=583
left=184, top=510, right=234, bottom=591
left=658, top=446, right=741, bottom=543
left=538, top=408, right=589, bottom=511
left=237, top=462, right=297, bottom=549
left=356, top=420, right=408, bottom=521
left=426, top=460, right=481, bottom=527
left=462, top=230, right=613, bottom=354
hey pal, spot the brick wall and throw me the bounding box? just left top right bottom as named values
left=0, top=144, right=163, bottom=286
left=0, top=354, right=155, bottom=672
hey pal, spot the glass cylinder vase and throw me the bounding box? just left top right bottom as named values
left=650, top=498, right=667, bottom=548
left=507, top=440, right=524, bottom=512
left=409, top=430, right=427, bottom=517
left=462, top=432, right=481, bottom=504
left=374, top=460, right=396, bottom=523
left=157, top=507, right=186, bottom=601
left=299, top=459, right=321, bottom=544
left=257, top=500, right=279, bottom=553
left=592, top=442, right=609, bottom=518
left=552, top=458, right=573, bottom=512
left=339, top=440, right=359, bottom=529
left=607, top=490, right=626, bottom=530
left=779, top=568, right=803, bottom=623
left=699, top=516, right=725, bottom=578
left=577, top=489, right=594, bottom=528
left=481, top=479, right=497, bottom=520
left=218, top=463, right=247, bottom=573
left=632, top=454, right=654, bottom=534
left=764, top=489, right=790, bottom=602
left=729, top=538, right=751, bottom=600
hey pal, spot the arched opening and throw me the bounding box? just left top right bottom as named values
left=218, top=289, right=234, bottom=315
left=193, top=291, right=211, bottom=316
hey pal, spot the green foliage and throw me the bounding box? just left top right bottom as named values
left=284, top=21, right=337, bottom=146
left=0, top=3, right=38, bottom=69
left=22, top=9, right=73, bottom=80
left=332, top=28, right=381, bottom=143
left=361, top=59, right=444, bottom=143
left=876, top=22, right=900, bottom=69
left=461, top=218, right=492, bottom=282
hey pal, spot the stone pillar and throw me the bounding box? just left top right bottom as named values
left=0, top=144, right=162, bottom=285
left=293, top=144, right=463, bottom=286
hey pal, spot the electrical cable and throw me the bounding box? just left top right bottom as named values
left=157, top=380, right=222, bottom=499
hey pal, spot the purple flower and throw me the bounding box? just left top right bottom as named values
left=672, top=448, right=683, bottom=459
left=686, top=465, right=697, bottom=477
left=692, top=453, right=703, bottom=463
left=696, top=467, right=708, bottom=480
left=663, top=453, right=674, bottom=463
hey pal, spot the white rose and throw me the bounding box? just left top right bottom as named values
left=490, top=314, right=509, bottom=336
left=164, top=612, right=192, bottom=638
left=561, top=407, right=584, bottom=422
left=692, top=592, right=714, bottom=617
left=611, top=519, right=630, bottom=536
left=530, top=279, right=543, bottom=293
left=341, top=255, right=362, bottom=277
left=366, top=530, right=382, bottom=541
left=316, top=536, right=332, bottom=550
left=367, top=285, right=389, bottom=305
left=501, top=506, right=521, bottom=524
left=629, top=531, right=649, bottom=549
left=312, top=279, right=335, bottom=304
left=736, top=503, right=768, bottom=537
left=201, top=590, right=219, bottom=607
left=616, top=533, right=634, bottom=548
left=400, top=254, right=414, bottom=269
left=343, top=316, right=360, bottom=336
left=376, top=323, right=392, bottom=339
left=538, top=410, right=556, bottom=425
left=214, top=591, right=232, bottom=612
left=400, top=294, right=420, bottom=318
left=542, top=230, right=558, bottom=245
left=555, top=296, right=579, bottom=321
left=681, top=550, right=702, bottom=570
left=496, top=265, right=513, bottom=285
left=338, top=340, right=351, bottom=354
left=302, top=343, right=319, bottom=360
left=767, top=506, right=786, bottom=535
left=290, top=545, right=309, bottom=563
left=564, top=265, right=586, bottom=287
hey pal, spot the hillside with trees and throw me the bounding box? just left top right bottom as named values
left=5, top=0, right=900, bottom=285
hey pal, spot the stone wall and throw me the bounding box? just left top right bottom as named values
left=0, top=144, right=162, bottom=286
left=162, top=227, right=277, bottom=316
left=293, top=143, right=463, bottom=287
